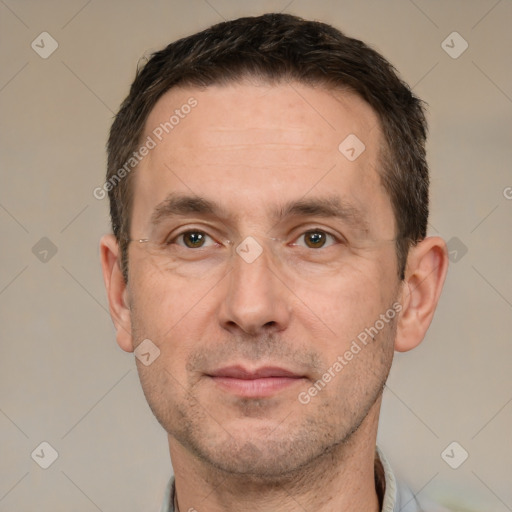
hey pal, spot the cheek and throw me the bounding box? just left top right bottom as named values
left=289, top=255, right=399, bottom=364
left=128, top=263, right=218, bottom=368
left=130, top=258, right=209, bottom=322
left=299, top=258, right=396, bottom=322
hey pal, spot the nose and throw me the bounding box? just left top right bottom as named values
left=218, top=240, right=292, bottom=336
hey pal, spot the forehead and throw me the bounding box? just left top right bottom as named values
left=132, top=81, right=394, bottom=238
left=144, top=80, right=380, bottom=151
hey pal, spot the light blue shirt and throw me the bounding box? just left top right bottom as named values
left=160, top=447, right=446, bottom=511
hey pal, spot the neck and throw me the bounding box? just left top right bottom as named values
left=168, top=399, right=382, bottom=512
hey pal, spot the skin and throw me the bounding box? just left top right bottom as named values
left=100, top=81, right=448, bottom=512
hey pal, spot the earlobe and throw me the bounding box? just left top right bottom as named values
left=99, top=234, right=134, bottom=353
left=394, top=236, right=449, bottom=352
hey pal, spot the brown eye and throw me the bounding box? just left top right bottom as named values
left=303, top=230, right=328, bottom=248
left=290, top=229, right=338, bottom=250
left=181, top=231, right=208, bottom=248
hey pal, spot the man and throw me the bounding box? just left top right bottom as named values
left=100, top=13, right=448, bottom=512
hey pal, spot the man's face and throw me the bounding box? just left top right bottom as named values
left=126, top=82, right=401, bottom=477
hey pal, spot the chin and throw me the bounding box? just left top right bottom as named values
left=174, top=416, right=349, bottom=482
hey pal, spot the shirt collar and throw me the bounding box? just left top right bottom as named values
left=376, top=445, right=398, bottom=512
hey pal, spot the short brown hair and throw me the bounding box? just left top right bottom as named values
left=107, top=13, right=428, bottom=281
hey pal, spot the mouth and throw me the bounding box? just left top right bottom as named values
left=206, top=365, right=306, bottom=398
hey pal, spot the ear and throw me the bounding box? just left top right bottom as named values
left=99, top=234, right=134, bottom=352
left=395, top=236, right=449, bottom=352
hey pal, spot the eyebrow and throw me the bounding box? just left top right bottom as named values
left=150, top=193, right=370, bottom=234
left=276, top=196, right=370, bottom=234
left=150, top=193, right=229, bottom=226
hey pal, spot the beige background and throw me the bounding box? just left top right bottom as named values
left=1, top=0, right=511, bottom=510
